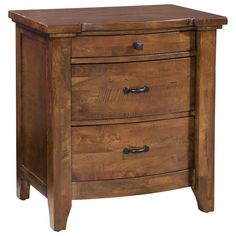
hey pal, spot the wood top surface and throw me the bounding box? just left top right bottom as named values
left=9, top=4, right=227, bottom=34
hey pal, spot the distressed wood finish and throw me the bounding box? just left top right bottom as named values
left=16, top=26, right=72, bottom=231
left=71, top=50, right=196, bottom=64
left=16, top=26, right=29, bottom=200
left=46, top=38, right=72, bottom=231
left=71, top=111, right=195, bottom=126
left=21, top=165, right=47, bottom=196
left=72, top=58, right=195, bottom=121
left=78, top=27, right=196, bottom=36
left=21, top=31, right=47, bottom=184
left=72, top=117, right=194, bottom=181
left=72, top=170, right=191, bottom=199
left=9, top=5, right=227, bottom=34
left=9, top=5, right=227, bottom=231
left=72, top=31, right=195, bottom=58
left=192, top=30, right=216, bottom=212
left=16, top=27, right=48, bottom=199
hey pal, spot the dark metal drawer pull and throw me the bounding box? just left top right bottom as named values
left=123, top=145, right=150, bottom=154
left=133, top=41, right=144, bottom=50
left=123, top=85, right=149, bottom=94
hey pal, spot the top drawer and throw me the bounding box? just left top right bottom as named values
left=72, top=31, right=195, bottom=58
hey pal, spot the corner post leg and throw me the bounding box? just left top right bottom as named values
left=192, top=29, right=217, bottom=212
left=17, top=178, right=30, bottom=200
left=47, top=37, right=72, bottom=231
left=16, top=26, right=30, bottom=201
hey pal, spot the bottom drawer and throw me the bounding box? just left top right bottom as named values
left=72, top=117, right=194, bottom=181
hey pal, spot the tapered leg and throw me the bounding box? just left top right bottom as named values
left=192, top=30, right=216, bottom=212
left=193, top=186, right=214, bottom=212
left=47, top=37, right=72, bottom=231
left=48, top=196, right=71, bottom=231
left=17, top=177, right=30, bottom=200
left=47, top=157, right=72, bottom=231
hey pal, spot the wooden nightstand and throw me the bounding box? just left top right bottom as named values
left=9, top=5, right=227, bottom=231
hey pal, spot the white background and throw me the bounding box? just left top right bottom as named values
left=0, top=0, right=234, bottom=235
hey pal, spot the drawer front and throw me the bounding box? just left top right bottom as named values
left=72, top=117, right=194, bottom=181
left=72, top=57, right=195, bottom=121
left=72, top=31, right=195, bottom=58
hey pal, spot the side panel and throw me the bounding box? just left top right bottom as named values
left=17, top=26, right=48, bottom=196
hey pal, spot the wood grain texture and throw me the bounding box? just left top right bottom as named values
left=16, top=27, right=48, bottom=199
left=11, top=5, right=227, bottom=231
left=72, top=57, right=195, bottom=121
left=21, top=30, right=47, bottom=184
left=192, top=30, right=216, bottom=212
left=16, top=26, right=30, bottom=200
left=71, top=51, right=196, bottom=64
left=71, top=111, right=195, bottom=126
left=72, top=117, right=194, bottom=181
left=46, top=38, right=72, bottom=231
left=9, top=5, right=227, bottom=34
left=72, top=31, right=195, bottom=58
left=21, top=165, right=47, bottom=197
left=79, top=27, right=196, bottom=36
left=72, top=170, right=191, bottom=199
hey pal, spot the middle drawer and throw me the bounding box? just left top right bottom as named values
left=72, top=57, right=195, bottom=121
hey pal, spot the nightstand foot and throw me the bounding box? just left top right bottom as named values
left=48, top=200, right=71, bottom=231
left=192, top=187, right=214, bottom=213
left=17, top=178, right=30, bottom=200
